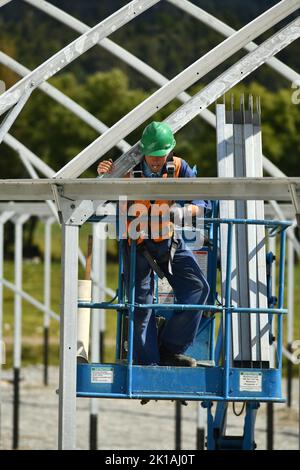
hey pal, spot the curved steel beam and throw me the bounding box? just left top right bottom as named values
left=0, top=0, right=13, bottom=7
left=0, top=52, right=130, bottom=153
left=21, top=0, right=216, bottom=128
left=167, top=0, right=300, bottom=83
left=0, top=0, right=160, bottom=116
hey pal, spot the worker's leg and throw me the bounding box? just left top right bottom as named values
left=159, top=239, right=210, bottom=354
left=124, top=245, right=159, bottom=365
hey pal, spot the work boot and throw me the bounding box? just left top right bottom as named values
left=159, top=346, right=197, bottom=367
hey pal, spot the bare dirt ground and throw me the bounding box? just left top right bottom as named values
left=0, top=366, right=299, bottom=450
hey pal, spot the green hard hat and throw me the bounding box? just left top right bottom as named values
left=139, top=121, right=176, bottom=157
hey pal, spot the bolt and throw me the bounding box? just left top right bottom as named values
left=70, top=204, right=75, bottom=209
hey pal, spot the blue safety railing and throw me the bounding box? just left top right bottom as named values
left=77, top=215, right=290, bottom=403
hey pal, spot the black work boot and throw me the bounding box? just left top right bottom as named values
left=159, top=345, right=197, bottom=367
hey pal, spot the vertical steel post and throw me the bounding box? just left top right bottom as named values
left=58, top=223, right=79, bottom=450
left=89, top=222, right=106, bottom=450
left=0, top=212, right=13, bottom=446
left=266, top=234, right=276, bottom=450
left=287, top=235, right=294, bottom=407
left=12, top=214, right=28, bottom=449
left=0, top=212, right=13, bottom=368
left=127, top=240, right=136, bottom=396
left=224, top=223, right=233, bottom=398
left=43, top=217, right=54, bottom=386
left=0, top=218, right=3, bottom=374
left=116, top=239, right=124, bottom=360
left=276, top=229, right=287, bottom=371
left=99, top=224, right=107, bottom=363
left=90, top=223, right=100, bottom=450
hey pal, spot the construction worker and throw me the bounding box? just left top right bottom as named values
left=98, top=121, right=210, bottom=367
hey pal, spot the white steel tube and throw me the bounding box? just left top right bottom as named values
left=58, top=223, right=79, bottom=449
left=287, top=235, right=294, bottom=344
left=0, top=0, right=13, bottom=7
left=90, top=223, right=101, bottom=417
left=44, top=218, right=54, bottom=328
left=13, top=216, right=29, bottom=369
left=0, top=212, right=14, bottom=369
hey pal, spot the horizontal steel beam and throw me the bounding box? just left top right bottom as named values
left=0, top=178, right=299, bottom=202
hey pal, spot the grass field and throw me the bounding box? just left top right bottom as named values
left=2, top=220, right=299, bottom=373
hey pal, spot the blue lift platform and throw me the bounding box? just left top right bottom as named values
left=77, top=207, right=290, bottom=450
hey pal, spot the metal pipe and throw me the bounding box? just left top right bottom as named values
left=12, top=214, right=29, bottom=449
left=224, top=223, right=233, bottom=398
left=89, top=224, right=100, bottom=450
left=276, top=229, right=287, bottom=371
left=58, top=224, right=79, bottom=450
left=43, top=217, right=54, bottom=386
left=115, top=239, right=124, bottom=361
left=77, top=391, right=285, bottom=402
left=287, top=236, right=295, bottom=407
left=78, top=301, right=287, bottom=315
left=0, top=87, right=32, bottom=144
left=0, top=212, right=14, bottom=374
left=127, top=241, right=136, bottom=396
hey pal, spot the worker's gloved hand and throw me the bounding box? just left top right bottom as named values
left=97, top=158, right=114, bottom=175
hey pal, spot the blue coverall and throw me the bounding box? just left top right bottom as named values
left=124, top=159, right=210, bottom=365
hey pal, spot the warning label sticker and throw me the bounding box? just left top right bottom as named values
left=91, top=367, right=114, bottom=384
left=239, top=371, right=262, bottom=392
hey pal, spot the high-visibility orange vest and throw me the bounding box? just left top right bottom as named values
left=127, top=157, right=182, bottom=244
